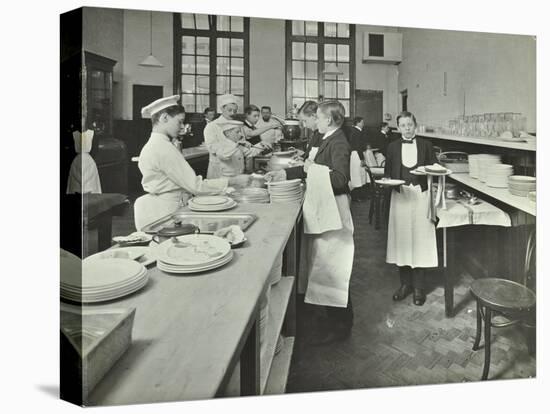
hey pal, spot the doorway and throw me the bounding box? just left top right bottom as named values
left=355, top=89, right=383, bottom=128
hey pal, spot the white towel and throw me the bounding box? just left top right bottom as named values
left=349, top=151, right=367, bottom=190
left=66, top=129, right=102, bottom=194
left=364, top=149, right=378, bottom=167
left=303, top=163, right=342, bottom=234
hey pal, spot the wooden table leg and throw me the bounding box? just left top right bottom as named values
left=472, top=299, right=482, bottom=351
left=482, top=306, right=492, bottom=380
left=240, top=314, right=260, bottom=396
left=444, top=228, right=455, bottom=317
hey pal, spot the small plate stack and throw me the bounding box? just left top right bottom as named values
left=476, top=154, right=502, bottom=182
left=485, top=164, right=514, bottom=188
left=508, top=175, right=536, bottom=197
left=156, top=234, right=233, bottom=274
left=61, top=258, right=149, bottom=303
left=268, top=179, right=303, bottom=203
left=229, top=187, right=270, bottom=203
left=188, top=195, right=237, bottom=212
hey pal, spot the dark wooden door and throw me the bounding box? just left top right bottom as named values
left=355, top=90, right=383, bottom=127
left=133, top=85, right=164, bottom=120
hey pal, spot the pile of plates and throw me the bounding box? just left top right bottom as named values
left=508, top=175, right=536, bottom=197
left=188, top=195, right=237, bottom=212
left=61, top=258, right=148, bottom=303
left=477, top=155, right=502, bottom=182
left=156, top=234, right=233, bottom=274
left=485, top=164, right=514, bottom=188
left=267, top=179, right=303, bottom=203
left=229, top=187, right=270, bottom=203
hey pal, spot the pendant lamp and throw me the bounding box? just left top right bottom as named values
left=139, top=12, right=163, bottom=67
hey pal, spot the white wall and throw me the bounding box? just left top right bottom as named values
left=121, top=9, right=174, bottom=120
left=398, top=28, right=536, bottom=131
left=249, top=18, right=286, bottom=115
left=355, top=25, right=400, bottom=126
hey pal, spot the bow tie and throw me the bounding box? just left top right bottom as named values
left=401, top=138, right=415, bottom=144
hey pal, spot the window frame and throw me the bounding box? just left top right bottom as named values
left=285, top=21, right=356, bottom=118
left=173, top=14, right=250, bottom=114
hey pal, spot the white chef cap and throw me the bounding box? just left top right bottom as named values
left=218, top=94, right=238, bottom=111
left=141, top=95, right=180, bottom=118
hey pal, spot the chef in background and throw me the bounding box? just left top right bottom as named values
left=256, top=106, right=284, bottom=146
left=215, top=120, right=253, bottom=177
left=134, top=95, right=241, bottom=230
left=384, top=111, right=438, bottom=306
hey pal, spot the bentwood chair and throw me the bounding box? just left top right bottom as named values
left=469, top=228, right=536, bottom=380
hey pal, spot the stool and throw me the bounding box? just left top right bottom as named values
left=470, top=278, right=536, bottom=380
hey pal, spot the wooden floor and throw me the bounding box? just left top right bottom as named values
left=87, top=192, right=536, bottom=394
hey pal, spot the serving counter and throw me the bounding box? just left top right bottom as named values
left=84, top=201, right=302, bottom=405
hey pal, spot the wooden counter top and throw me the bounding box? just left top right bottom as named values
left=418, top=132, right=536, bottom=152
left=449, top=173, right=536, bottom=217
left=85, top=201, right=302, bottom=405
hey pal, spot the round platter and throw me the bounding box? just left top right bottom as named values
left=156, top=234, right=231, bottom=267
left=191, top=196, right=231, bottom=206
left=375, top=179, right=406, bottom=186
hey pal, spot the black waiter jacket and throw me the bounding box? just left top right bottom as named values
left=347, top=126, right=367, bottom=160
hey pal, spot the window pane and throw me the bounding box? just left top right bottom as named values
left=292, top=42, right=305, bottom=59
left=324, top=44, right=336, bottom=61
left=292, top=61, right=305, bottom=78
left=234, top=95, right=244, bottom=110
left=181, top=75, right=196, bottom=93
left=230, top=58, right=243, bottom=76
left=338, top=81, right=350, bottom=99
left=217, top=57, right=230, bottom=75
left=292, top=98, right=305, bottom=113
left=338, top=63, right=349, bottom=81
left=231, top=39, right=244, bottom=57
left=305, top=21, right=318, bottom=36
left=340, top=99, right=349, bottom=116
left=305, top=80, right=318, bottom=98
left=181, top=94, right=195, bottom=112
left=305, top=61, right=317, bottom=79
left=196, top=37, right=209, bottom=55
left=292, top=20, right=304, bottom=36
left=197, top=76, right=210, bottom=94
left=231, top=16, right=244, bottom=32
left=217, top=38, right=230, bottom=56
left=293, top=79, right=305, bottom=97
left=196, top=95, right=209, bottom=113
left=337, top=23, right=349, bottom=38
left=181, top=13, right=195, bottom=29
left=196, top=56, right=209, bottom=74
left=337, top=44, right=349, bottom=62
left=182, top=55, right=195, bottom=74
left=305, top=43, right=317, bottom=60
left=195, top=14, right=210, bottom=30
left=324, top=62, right=338, bottom=80
left=182, top=36, right=195, bottom=55
left=231, top=77, right=244, bottom=95
left=217, top=76, right=230, bottom=94
left=217, top=16, right=230, bottom=31
left=324, top=81, right=337, bottom=98
left=325, top=22, right=337, bottom=37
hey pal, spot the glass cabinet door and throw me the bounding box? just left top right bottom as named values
left=84, top=52, right=116, bottom=138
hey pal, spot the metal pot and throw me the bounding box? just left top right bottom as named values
left=152, top=218, right=199, bottom=244
left=281, top=119, right=301, bottom=141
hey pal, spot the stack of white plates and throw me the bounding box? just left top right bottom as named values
left=508, top=175, right=536, bottom=197
left=485, top=164, right=514, bottom=188
left=188, top=196, right=237, bottom=212
left=229, top=187, right=270, bottom=204
left=61, top=258, right=148, bottom=303
left=468, top=154, right=481, bottom=178
left=268, top=179, right=303, bottom=203
left=156, top=234, right=233, bottom=274
left=477, top=154, right=502, bottom=182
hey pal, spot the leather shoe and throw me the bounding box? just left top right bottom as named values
left=392, top=284, right=413, bottom=301
left=413, top=288, right=426, bottom=306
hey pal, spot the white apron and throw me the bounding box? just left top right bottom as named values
left=134, top=190, right=190, bottom=231
left=299, top=194, right=355, bottom=307
left=386, top=184, right=438, bottom=268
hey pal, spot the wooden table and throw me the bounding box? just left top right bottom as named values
left=84, top=201, right=302, bottom=406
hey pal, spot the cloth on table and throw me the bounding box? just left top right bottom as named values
left=349, top=150, right=367, bottom=190
left=364, top=149, right=378, bottom=167
left=437, top=199, right=511, bottom=228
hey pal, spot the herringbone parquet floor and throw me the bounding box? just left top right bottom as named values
left=286, top=199, right=536, bottom=393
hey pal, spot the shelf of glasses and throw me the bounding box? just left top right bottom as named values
left=418, top=132, right=536, bottom=152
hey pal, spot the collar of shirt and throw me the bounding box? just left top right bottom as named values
left=322, top=128, right=338, bottom=140
left=401, top=134, right=417, bottom=144
left=150, top=132, right=171, bottom=142
left=353, top=126, right=362, bottom=131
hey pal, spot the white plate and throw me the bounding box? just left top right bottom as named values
left=267, top=179, right=302, bottom=187
left=85, top=247, right=146, bottom=262
left=188, top=200, right=237, bottom=212
left=191, top=196, right=231, bottom=206
left=61, top=267, right=148, bottom=293
left=375, top=179, right=405, bottom=186
left=62, top=259, right=145, bottom=289
left=156, top=234, right=231, bottom=266
left=112, top=232, right=152, bottom=245
left=62, top=275, right=149, bottom=303
left=158, top=251, right=234, bottom=274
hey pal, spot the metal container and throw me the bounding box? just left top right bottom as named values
left=438, top=151, right=469, bottom=173
left=141, top=212, right=258, bottom=235
left=281, top=119, right=301, bottom=140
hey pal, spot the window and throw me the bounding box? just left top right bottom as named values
left=286, top=20, right=355, bottom=117
left=174, top=13, right=249, bottom=113
left=369, top=34, right=384, bottom=57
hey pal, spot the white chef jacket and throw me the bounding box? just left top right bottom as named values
left=203, top=116, right=244, bottom=178
left=256, top=118, right=283, bottom=145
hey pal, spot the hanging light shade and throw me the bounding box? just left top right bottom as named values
left=323, top=62, right=343, bottom=76
left=139, top=11, right=163, bottom=67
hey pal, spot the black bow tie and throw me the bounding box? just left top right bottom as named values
left=401, top=138, right=415, bottom=144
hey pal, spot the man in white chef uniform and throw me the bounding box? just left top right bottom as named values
left=134, top=95, right=236, bottom=230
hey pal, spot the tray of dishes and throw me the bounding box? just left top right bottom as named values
left=141, top=212, right=258, bottom=235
